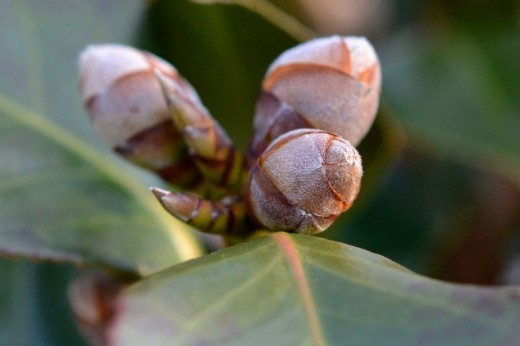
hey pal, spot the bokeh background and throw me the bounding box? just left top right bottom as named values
left=1, top=0, right=519, bottom=344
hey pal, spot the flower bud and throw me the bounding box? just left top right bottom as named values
left=151, top=188, right=245, bottom=235
left=245, top=129, right=363, bottom=235
left=156, top=72, right=246, bottom=190
left=248, top=35, right=381, bottom=162
left=78, top=44, right=201, bottom=187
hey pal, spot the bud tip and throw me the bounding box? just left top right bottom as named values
left=150, top=187, right=170, bottom=199
left=151, top=187, right=195, bottom=222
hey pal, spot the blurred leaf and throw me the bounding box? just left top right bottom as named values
left=111, top=234, right=520, bottom=345
left=382, top=28, right=520, bottom=185
left=0, top=0, right=202, bottom=275
left=335, top=149, right=520, bottom=275
left=0, top=258, right=86, bottom=346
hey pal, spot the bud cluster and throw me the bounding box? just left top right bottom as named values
left=79, top=35, right=381, bottom=237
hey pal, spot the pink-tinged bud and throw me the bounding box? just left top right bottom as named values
left=245, top=129, right=363, bottom=235
left=78, top=44, right=201, bottom=187
left=249, top=35, right=381, bottom=162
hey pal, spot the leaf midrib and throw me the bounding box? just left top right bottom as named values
left=273, top=232, right=326, bottom=346
left=279, top=235, right=516, bottom=334
left=299, top=238, right=516, bottom=331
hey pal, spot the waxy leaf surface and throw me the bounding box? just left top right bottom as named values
left=111, top=233, right=520, bottom=345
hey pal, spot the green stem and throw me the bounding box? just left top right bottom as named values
left=235, top=0, right=316, bottom=41
left=192, top=0, right=317, bottom=42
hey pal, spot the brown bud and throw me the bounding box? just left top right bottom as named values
left=156, top=72, right=246, bottom=190
left=249, top=35, right=381, bottom=162
left=78, top=44, right=201, bottom=187
left=245, top=129, right=363, bottom=235
left=151, top=187, right=245, bottom=235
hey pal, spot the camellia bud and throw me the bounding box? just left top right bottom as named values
left=78, top=44, right=201, bottom=187
left=248, top=35, right=381, bottom=163
left=245, top=128, right=363, bottom=235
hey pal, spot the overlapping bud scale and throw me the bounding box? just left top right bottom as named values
left=79, top=44, right=201, bottom=187
left=248, top=36, right=381, bottom=163
left=245, top=129, right=362, bottom=234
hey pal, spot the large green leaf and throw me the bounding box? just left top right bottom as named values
left=0, top=0, right=202, bottom=275
left=110, top=233, right=520, bottom=345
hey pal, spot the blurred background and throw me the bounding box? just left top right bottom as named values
left=0, top=0, right=519, bottom=344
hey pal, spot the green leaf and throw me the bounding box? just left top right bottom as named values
left=0, top=0, right=202, bottom=275
left=382, top=29, right=520, bottom=185
left=110, top=234, right=520, bottom=345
